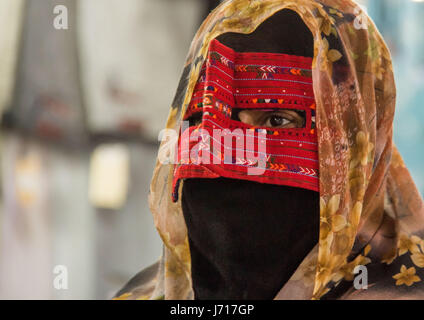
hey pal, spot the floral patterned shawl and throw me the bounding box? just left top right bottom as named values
left=115, top=0, right=424, bottom=300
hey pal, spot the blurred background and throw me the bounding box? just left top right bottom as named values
left=0, top=0, right=422, bottom=299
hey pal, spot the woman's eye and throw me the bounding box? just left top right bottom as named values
left=265, top=115, right=291, bottom=128
left=236, top=109, right=305, bottom=128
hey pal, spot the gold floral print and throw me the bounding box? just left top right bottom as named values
left=366, top=35, right=385, bottom=81
left=405, top=234, right=424, bottom=268
left=398, top=234, right=421, bottom=256
left=315, top=233, right=345, bottom=298
left=393, top=265, right=421, bottom=287
left=317, top=16, right=336, bottom=37
left=333, top=244, right=371, bottom=282
left=328, top=7, right=344, bottom=18
left=319, top=37, right=343, bottom=74
left=411, top=254, right=424, bottom=268
left=223, top=0, right=262, bottom=17
left=350, top=131, right=374, bottom=168
left=349, top=166, right=366, bottom=201
left=320, top=195, right=347, bottom=242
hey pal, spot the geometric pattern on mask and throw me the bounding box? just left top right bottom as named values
left=172, top=39, right=319, bottom=202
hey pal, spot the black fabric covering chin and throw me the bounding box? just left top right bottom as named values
left=182, top=178, right=319, bottom=300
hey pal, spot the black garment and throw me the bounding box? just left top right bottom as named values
left=216, top=9, right=314, bottom=57
left=182, top=178, right=319, bottom=300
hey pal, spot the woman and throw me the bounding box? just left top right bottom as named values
left=116, top=0, right=424, bottom=300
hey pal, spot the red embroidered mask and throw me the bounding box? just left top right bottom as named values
left=172, top=39, right=318, bottom=202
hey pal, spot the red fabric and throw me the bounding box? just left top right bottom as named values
left=172, top=39, right=318, bottom=202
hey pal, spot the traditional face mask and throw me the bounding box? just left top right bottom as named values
left=172, top=39, right=319, bottom=202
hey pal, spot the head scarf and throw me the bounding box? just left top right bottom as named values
left=116, top=0, right=424, bottom=300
